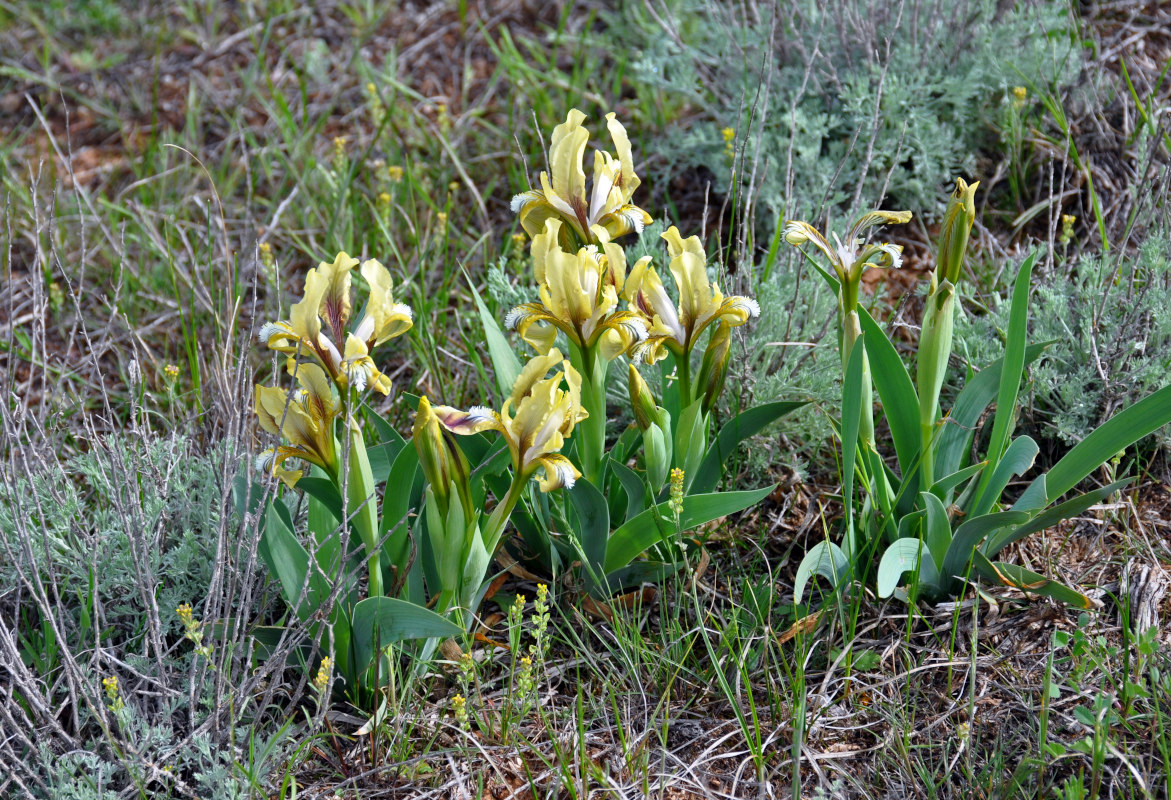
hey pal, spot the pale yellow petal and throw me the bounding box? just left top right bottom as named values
left=548, top=109, right=589, bottom=212
left=510, top=349, right=565, bottom=406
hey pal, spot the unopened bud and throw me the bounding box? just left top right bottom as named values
left=696, top=322, right=731, bottom=415
left=413, top=396, right=472, bottom=518
left=628, top=364, right=658, bottom=431
left=937, top=178, right=979, bottom=285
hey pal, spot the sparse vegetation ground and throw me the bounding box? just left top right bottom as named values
left=2, top=1, right=1170, bottom=798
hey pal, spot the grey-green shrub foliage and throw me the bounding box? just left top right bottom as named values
left=0, top=434, right=256, bottom=798
left=1, top=435, right=220, bottom=627
left=613, top=0, right=1081, bottom=223
left=955, top=237, right=1171, bottom=451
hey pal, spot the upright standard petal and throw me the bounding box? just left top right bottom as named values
left=355, top=258, right=414, bottom=347
left=512, top=109, right=652, bottom=248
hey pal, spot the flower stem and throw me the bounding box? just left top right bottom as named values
left=483, top=473, right=526, bottom=556
left=346, top=423, right=383, bottom=598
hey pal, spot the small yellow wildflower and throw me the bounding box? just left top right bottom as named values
left=459, top=651, right=476, bottom=682
left=313, top=656, right=332, bottom=693
left=163, top=364, right=180, bottom=383
left=452, top=693, right=469, bottom=730
left=258, top=241, right=275, bottom=269
left=436, top=211, right=448, bottom=227
left=531, top=583, right=551, bottom=658
left=48, top=281, right=64, bottom=313
left=102, top=675, right=124, bottom=712
left=1011, top=86, right=1027, bottom=110
left=721, top=127, right=736, bottom=162
left=366, top=82, right=377, bottom=96
left=331, top=137, right=348, bottom=173
left=1060, top=213, right=1077, bottom=246
left=378, top=192, right=392, bottom=206
left=177, top=602, right=213, bottom=661
left=388, top=165, right=404, bottom=183
left=511, top=232, right=526, bottom=249
left=510, top=594, right=526, bottom=622
left=448, top=181, right=460, bottom=194
left=669, top=468, right=685, bottom=518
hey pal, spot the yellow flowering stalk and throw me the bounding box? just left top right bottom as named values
left=254, top=361, right=340, bottom=487
left=511, top=109, right=652, bottom=248
left=258, top=252, right=413, bottom=396
left=626, top=226, right=760, bottom=401
left=312, top=656, right=332, bottom=694
left=783, top=209, right=911, bottom=449
left=431, top=349, right=587, bottom=554
left=102, top=675, right=124, bottom=713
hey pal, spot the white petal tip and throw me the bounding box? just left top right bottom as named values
left=503, top=308, right=525, bottom=330
left=467, top=406, right=495, bottom=424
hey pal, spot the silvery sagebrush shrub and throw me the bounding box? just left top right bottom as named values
left=0, top=429, right=287, bottom=799
left=610, top=0, right=1082, bottom=223
left=954, top=235, right=1171, bottom=452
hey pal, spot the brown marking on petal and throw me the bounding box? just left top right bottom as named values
left=325, top=299, right=346, bottom=343
left=570, top=195, right=591, bottom=238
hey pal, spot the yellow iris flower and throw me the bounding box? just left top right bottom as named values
left=782, top=209, right=912, bottom=291
left=511, top=109, right=653, bottom=247
left=259, top=252, right=413, bottom=394
left=505, top=218, right=649, bottom=361
left=431, top=349, right=587, bottom=492
left=254, top=361, right=340, bottom=487
left=625, top=226, right=760, bottom=363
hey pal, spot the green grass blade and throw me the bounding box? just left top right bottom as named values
left=972, top=552, right=1093, bottom=609
left=989, top=480, right=1132, bottom=558
left=930, top=461, right=986, bottom=499
left=969, top=435, right=1039, bottom=518
left=464, top=268, right=521, bottom=402
left=935, top=343, right=1048, bottom=478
